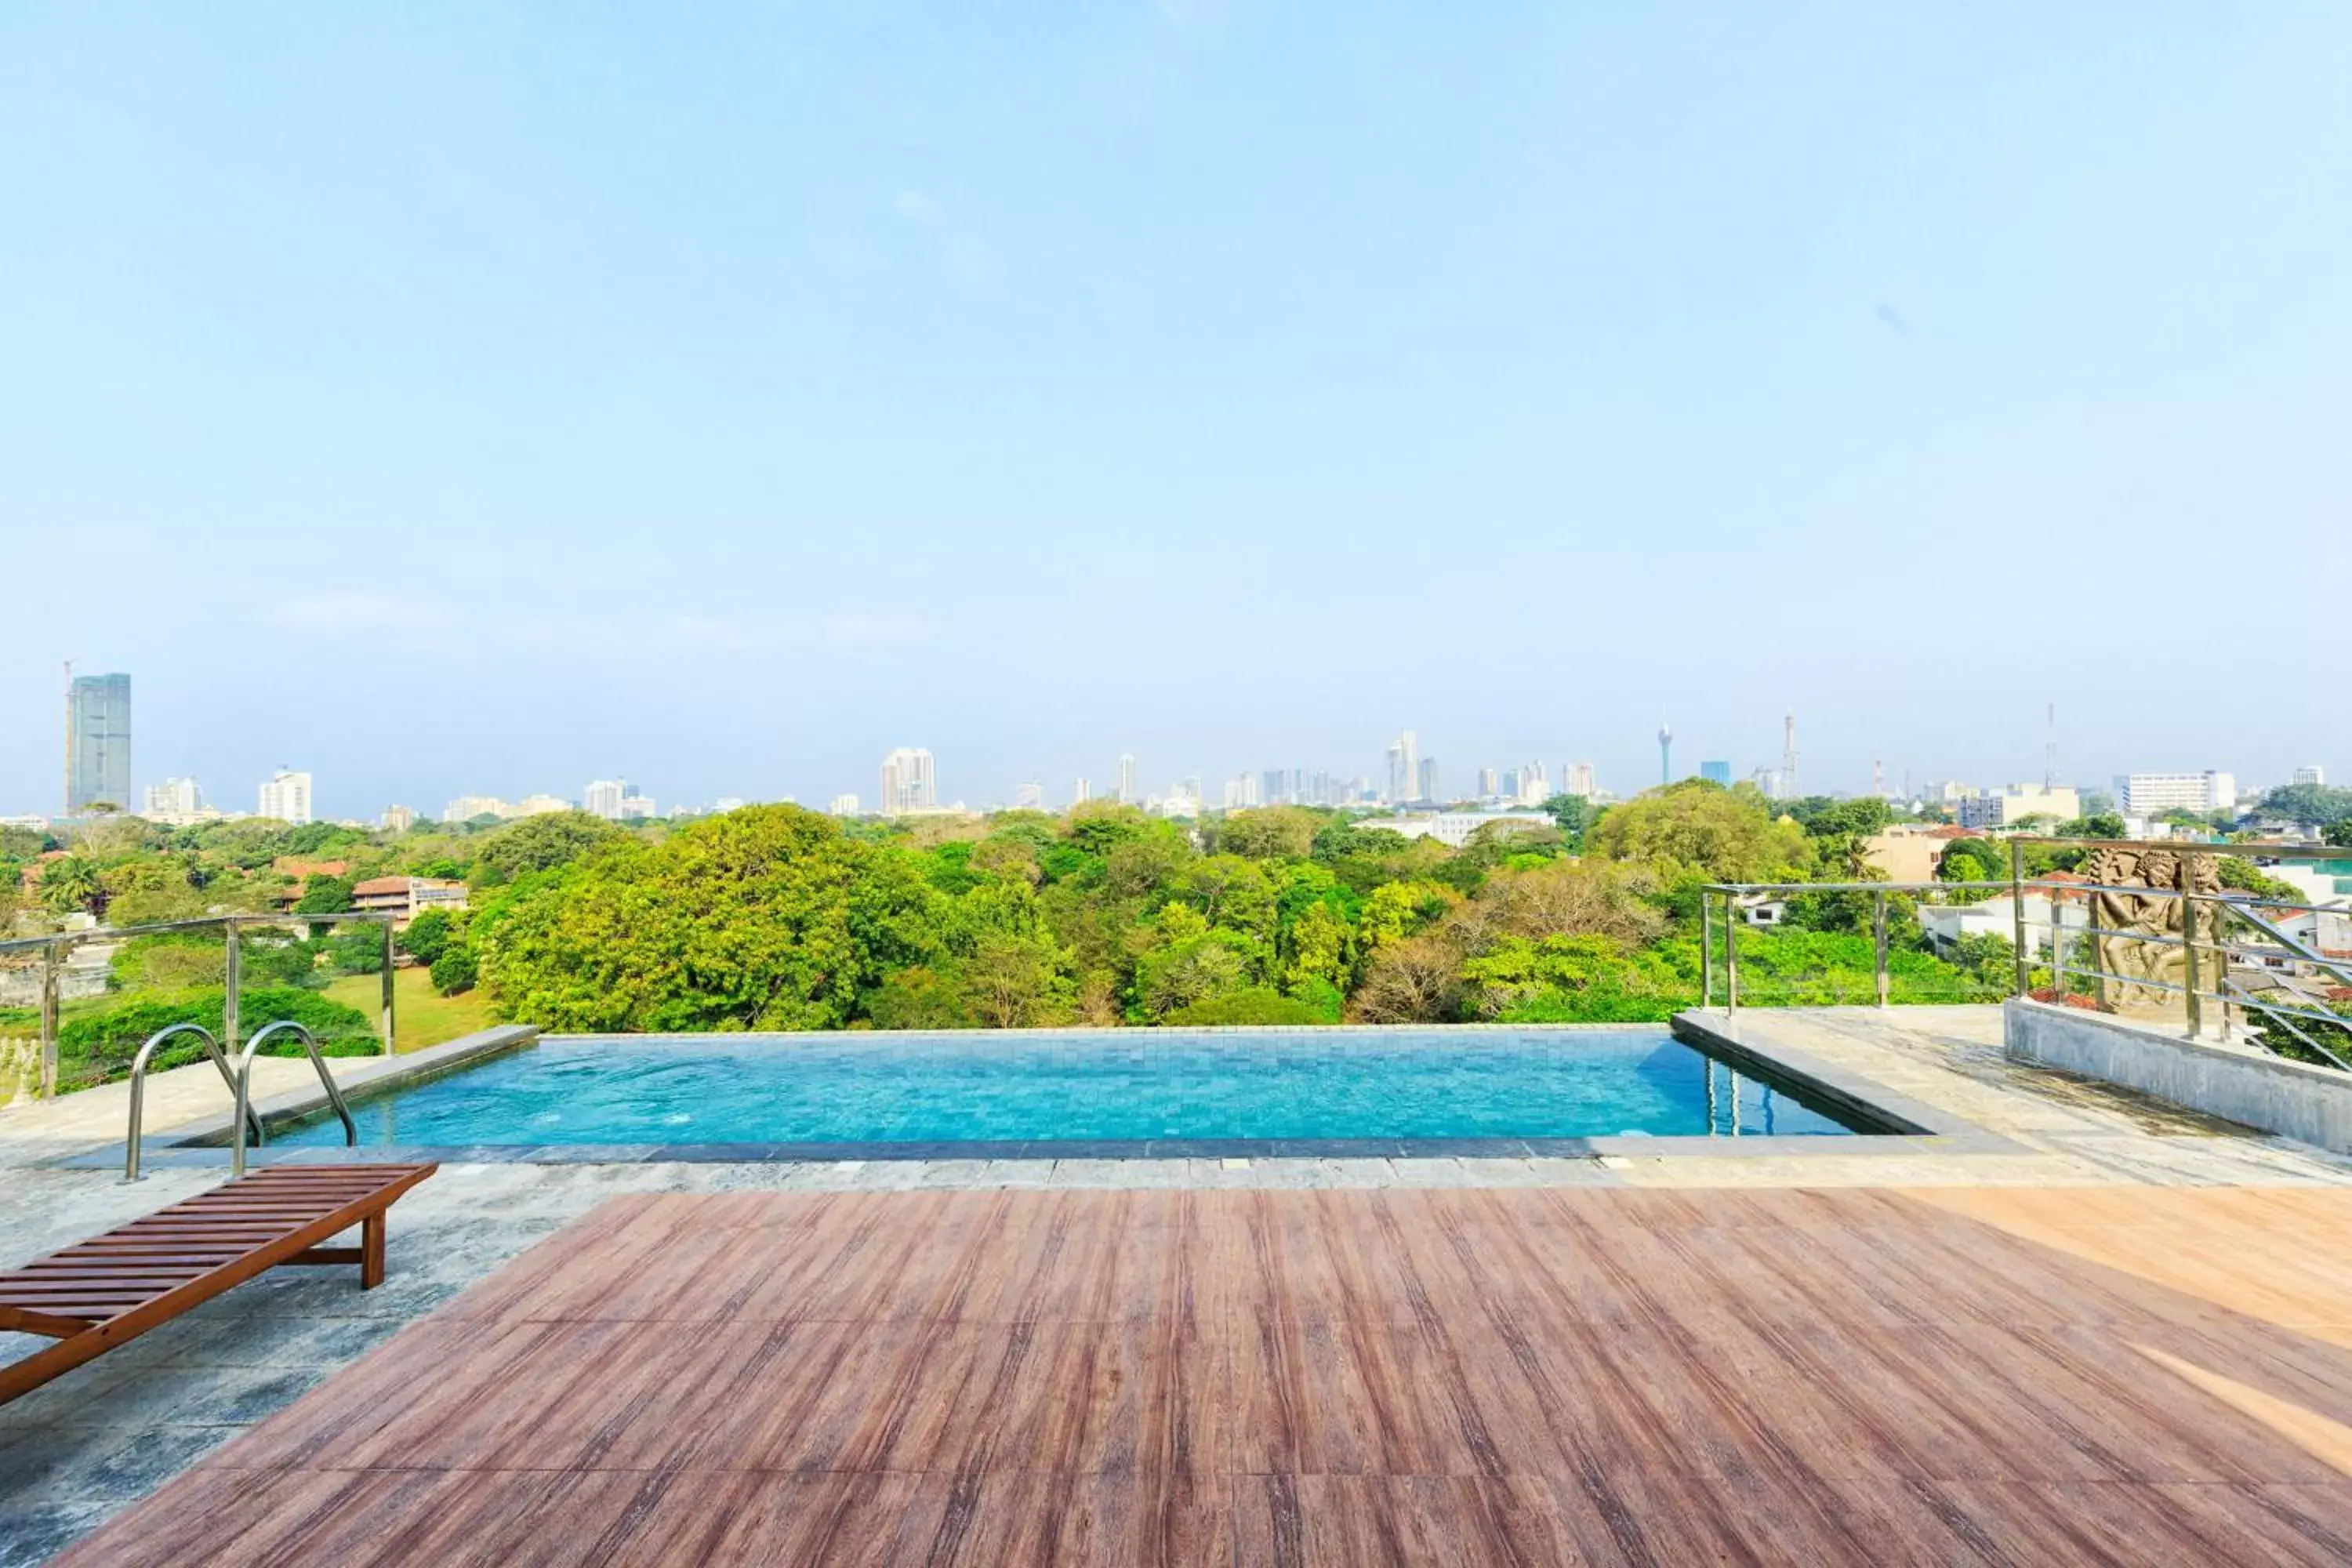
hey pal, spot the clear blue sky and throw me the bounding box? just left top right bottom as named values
left=3, top=2, right=2346, bottom=818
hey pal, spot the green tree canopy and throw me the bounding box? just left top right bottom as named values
left=1218, top=808, right=1322, bottom=861
left=1584, top=781, right=1814, bottom=884
left=473, top=811, right=625, bottom=880
left=477, top=804, right=942, bottom=1031
left=2259, top=784, right=2352, bottom=829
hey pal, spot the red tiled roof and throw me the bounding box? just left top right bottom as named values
left=351, top=876, right=411, bottom=895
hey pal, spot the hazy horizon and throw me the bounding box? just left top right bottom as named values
left=5, top=5, right=2346, bottom=818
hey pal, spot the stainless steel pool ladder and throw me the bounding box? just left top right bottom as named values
left=123, top=1021, right=358, bottom=1181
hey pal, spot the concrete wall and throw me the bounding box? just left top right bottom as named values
left=2005, top=998, right=2352, bottom=1153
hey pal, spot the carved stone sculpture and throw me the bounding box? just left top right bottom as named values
left=2080, top=845, right=2216, bottom=1011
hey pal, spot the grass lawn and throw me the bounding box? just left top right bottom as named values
left=325, top=967, right=498, bottom=1052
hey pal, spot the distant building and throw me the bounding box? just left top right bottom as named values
left=583, top=780, right=632, bottom=820
left=380, top=804, right=417, bottom=833
left=1072, top=779, right=1091, bottom=805
left=1515, top=761, right=1548, bottom=807
left=1955, top=783, right=2078, bottom=830
left=1015, top=782, right=1046, bottom=811
left=350, top=876, right=469, bottom=920
left=1116, top=753, right=1138, bottom=805
left=1416, top=757, right=1440, bottom=804
left=2115, top=771, right=2237, bottom=816
left=64, top=672, right=132, bottom=814
left=1864, top=826, right=1960, bottom=882
left=713, top=797, right=746, bottom=814
left=1699, top=760, right=1733, bottom=786
left=512, top=793, right=570, bottom=816
left=2293, top=765, right=2328, bottom=787
left=1385, top=732, right=1419, bottom=805
left=617, top=793, right=656, bottom=821
left=443, top=794, right=513, bottom=823
left=1566, top=762, right=1596, bottom=800
left=829, top=793, right=860, bottom=815
left=257, top=770, right=314, bottom=826
left=880, top=749, right=938, bottom=815
left=1153, top=785, right=1200, bottom=819
left=143, top=776, right=203, bottom=819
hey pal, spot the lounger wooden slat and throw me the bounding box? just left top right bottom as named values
left=0, top=1163, right=434, bottom=1406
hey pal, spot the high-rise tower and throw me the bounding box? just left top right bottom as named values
left=65, top=668, right=132, bottom=814
left=1657, top=721, right=1673, bottom=787
left=1780, top=713, right=1799, bottom=801
left=880, top=748, right=937, bottom=814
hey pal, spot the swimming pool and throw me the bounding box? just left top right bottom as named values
left=273, top=1027, right=1885, bottom=1152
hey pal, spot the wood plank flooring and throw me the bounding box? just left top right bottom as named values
left=52, top=1185, right=2352, bottom=1566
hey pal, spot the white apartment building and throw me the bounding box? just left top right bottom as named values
left=1015, top=782, right=1046, bottom=811
left=511, top=793, right=570, bottom=817
left=583, top=780, right=632, bottom=820
left=143, top=777, right=202, bottom=818
left=1072, top=779, right=1092, bottom=805
left=1955, top=783, right=2080, bottom=831
left=256, top=770, right=314, bottom=826
left=880, top=749, right=937, bottom=815
left=380, top=804, right=417, bottom=833
left=1565, top=762, right=1596, bottom=800
left=1116, top=753, right=1138, bottom=805
left=829, top=793, right=860, bottom=815
left=2116, top=771, right=2238, bottom=816
left=443, top=794, right=513, bottom=823
left=2293, top=765, right=2328, bottom=787
left=618, top=793, right=655, bottom=821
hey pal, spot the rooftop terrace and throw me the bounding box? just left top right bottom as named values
left=8, top=1005, right=2352, bottom=1563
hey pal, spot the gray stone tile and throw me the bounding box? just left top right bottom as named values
left=0, top=1500, right=115, bottom=1568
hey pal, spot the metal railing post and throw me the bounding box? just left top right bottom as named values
left=38, top=940, right=60, bottom=1099
left=1873, top=891, right=1889, bottom=1008
left=380, top=919, right=396, bottom=1056
left=1726, top=896, right=1740, bottom=1017
left=2009, top=840, right=2031, bottom=997
left=1700, top=891, right=1714, bottom=1011
left=223, top=918, right=241, bottom=1058
left=2183, top=892, right=2203, bottom=1039
left=2217, top=902, right=2234, bottom=1042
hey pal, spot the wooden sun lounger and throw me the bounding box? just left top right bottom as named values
left=0, top=1162, right=436, bottom=1405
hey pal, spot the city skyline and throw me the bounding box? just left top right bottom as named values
left=4, top=9, right=2345, bottom=827
left=6, top=668, right=2329, bottom=826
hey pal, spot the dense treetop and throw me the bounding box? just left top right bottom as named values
left=41, top=775, right=2304, bottom=1034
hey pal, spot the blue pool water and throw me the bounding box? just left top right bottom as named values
left=278, top=1029, right=1874, bottom=1148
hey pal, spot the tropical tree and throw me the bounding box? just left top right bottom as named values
left=1585, top=781, right=1814, bottom=884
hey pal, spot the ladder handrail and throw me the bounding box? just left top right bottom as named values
left=123, top=1023, right=263, bottom=1182
left=231, top=1022, right=358, bottom=1176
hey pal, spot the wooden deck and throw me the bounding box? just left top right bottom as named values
left=54, top=1185, right=2352, bottom=1566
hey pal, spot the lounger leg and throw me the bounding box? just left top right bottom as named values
left=361, top=1212, right=386, bottom=1290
